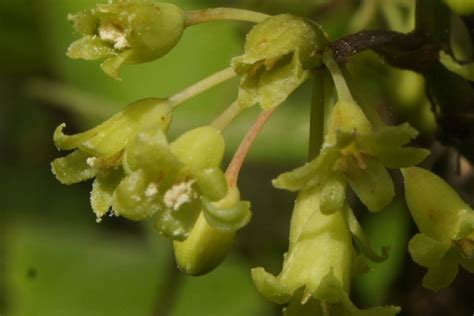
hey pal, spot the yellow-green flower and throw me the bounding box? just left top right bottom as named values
left=252, top=187, right=400, bottom=315
left=51, top=98, right=173, bottom=221
left=232, top=14, right=327, bottom=109
left=403, top=167, right=474, bottom=290
left=67, top=0, right=185, bottom=79
left=274, top=100, right=429, bottom=213
left=113, top=126, right=251, bottom=240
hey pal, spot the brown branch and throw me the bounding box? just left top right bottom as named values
left=329, top=30, right=439, bottom=72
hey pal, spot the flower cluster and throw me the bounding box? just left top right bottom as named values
left=52, top=98, right=251, bottom=274
left=53, top=1, right=474, bottom=314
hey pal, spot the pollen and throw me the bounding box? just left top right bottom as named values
left=163, top=180, right=196, bottom=211
left=145, top=182, right=159, bottom=197
left=98, top=21, right=130, bottom=50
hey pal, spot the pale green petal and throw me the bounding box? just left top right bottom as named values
left=408, top=233, right=451, bottom=267
left=319, top=173, right=346, bottom=215
left=51, top=150, right=97, bottom=185
left=112, top=170, right=161, bottom=221
left=343, top=207, right=389, bottom=262
left=125, top=127, right=181, bottom=184
left=67, top=36, right=115, bottom=60
left=402, top=167, right=472, bottom=241
left=173, top=213, right=235, bottom=276
left=54, top=98, right=172, bottom=157
left=202, top=199, right=251, bottom=232
left=236, top=55, right=310, bottom=109
left=327, top=100, right=372, bottom=140
left=439, top=51, right=474, bottom=81
left=68, top=11, right=98, bottom=35
left=273, top=146, right=339, bottom=191
left=346, top=157, right=394, bottom=213
left=100, top=50, right=134, bottom=80
left=356, top=123, right=419, bottom=149
left=251, top=267, right=292, bottom=304
left=195, top=168, right=228, bottom=201
left=90, top=168, right=124, bottom=221
left=170, top=126, right=225, bottom=171
left=373, top=147, right=429, bottom=169
left=422, top=250, right=459, bottom=291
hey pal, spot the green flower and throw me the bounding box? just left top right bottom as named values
left=231, top=14, right=327, bottom=109
left=252, top=187, right=400, bottom=315
left=113, top=126, right=251, bottom=240
left=67, top=0, right=185, bottom=79
left=403, top=167, right=474, bottom=290
left=274, top=100, right=429, bottom=213
left=173, top=186, right=251, bottom=275
left=51, top=98, right=173, bottom=221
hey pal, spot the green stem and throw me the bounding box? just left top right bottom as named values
left=322, top=51, right=354, bottom=103
left=322, top=70, right=336, bottom=136
left=210, top=101, right=242, bottom=131
left=184, top=8, right=269, bottom=27
left=168, top=67, right=236, bottom=109
left=308, top=70, right=326, bottom=160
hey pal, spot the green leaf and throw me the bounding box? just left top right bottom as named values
left=51, top=149, right=97, bottom=185
left=345, top=157, right=394, bottom=213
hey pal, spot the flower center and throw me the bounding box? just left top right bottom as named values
left=98, top=21, right=130, bottom=50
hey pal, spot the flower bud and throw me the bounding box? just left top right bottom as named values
left=403, top=167, right=474, bottom=290
left=67, top=1, right=185, bottom=79
left=232, top=14, right=327, bottom=109
left=173, top=185, right=251, bottom=275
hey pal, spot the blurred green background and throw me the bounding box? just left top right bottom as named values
left=1, top=0, right=472, bottom=315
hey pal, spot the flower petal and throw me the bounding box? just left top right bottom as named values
left=51, top=149, right=97, bottom=184
left=346, top=157, right=394, bottom=213
left=422, top=250, right=459, bottom=291
left=408, top=233, right=451, bottom=267
left=68, top=11, right=98, bottom=35
left=54, top=98, right=172, bottom=157
left=112, top=170, right=161, bottom=221
left=90, top=168, right=124, bottom=221
left=343, top=206, right=389, bottom=262
left=273, top=146, right=339, bottom=191
left=67, top=35, right=116, bottom=60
